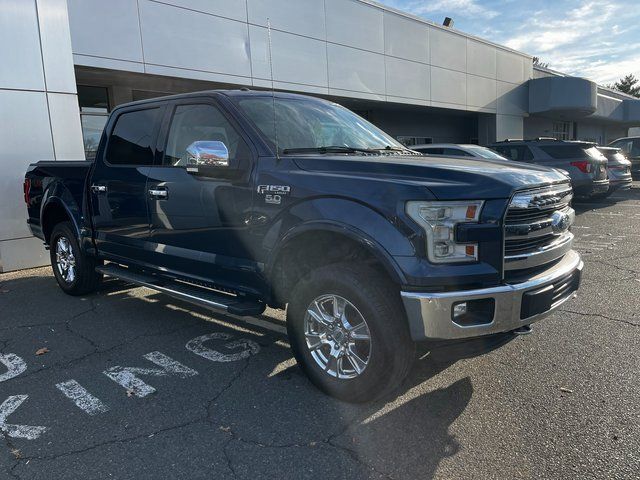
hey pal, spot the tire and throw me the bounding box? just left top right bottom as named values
left=286, top=263, right=415, bottom=403
left=49, top=221, right=101, bottom=296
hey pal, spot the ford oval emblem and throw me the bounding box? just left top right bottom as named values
left=551, top=211, right=571, bottom=233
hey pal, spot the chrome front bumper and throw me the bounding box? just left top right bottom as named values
left=401, top=250, right=583, bottom=341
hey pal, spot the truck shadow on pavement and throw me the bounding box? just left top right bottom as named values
left=0, top=273, right=516, bottom=479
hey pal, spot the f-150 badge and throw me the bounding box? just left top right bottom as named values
left=257, top=185, right=290, bottom=205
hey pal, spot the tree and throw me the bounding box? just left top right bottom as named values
left=532, top=57, right=549, bottom=69
left=611, top=74, right=640, bottom=97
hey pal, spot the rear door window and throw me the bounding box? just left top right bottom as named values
left=443, top=148, right=472, bottom=157
left=610, top=140, right=632, bottom=154
left=416, top=147, right=444, bottom=154
left=494, top=145, right=532, bottom=162
left=105, top=108, right=160, bottom=165
left=539, top=145, right=597, bottom=160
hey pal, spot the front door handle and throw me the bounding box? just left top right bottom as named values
left=148, top=188, right=168, bottom=199
left=91, top=184, right=107, bottom=193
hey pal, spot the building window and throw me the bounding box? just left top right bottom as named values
left=397, top=136, right=433, bottom=147
left=552, top=121, right=571, bottom=141
left=78, top=86, right=110, bottom=160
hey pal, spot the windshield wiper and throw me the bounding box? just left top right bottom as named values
left=282, top=146, right=379, bottom=155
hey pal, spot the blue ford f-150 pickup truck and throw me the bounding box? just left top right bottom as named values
left=24, top=90, right=583, bottom=402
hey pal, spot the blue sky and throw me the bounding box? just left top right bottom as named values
left=379, top=0, right=640, bottom=85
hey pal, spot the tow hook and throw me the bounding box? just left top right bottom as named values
left=512, top=324, right=533, bottom=335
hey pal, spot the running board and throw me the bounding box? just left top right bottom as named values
left=96, top=264, right=265, bottom=316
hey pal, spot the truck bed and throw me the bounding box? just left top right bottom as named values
left=25, top=160, right=93, bottom=240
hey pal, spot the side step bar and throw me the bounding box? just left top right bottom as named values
left=96, top=264, right=265, bottom=316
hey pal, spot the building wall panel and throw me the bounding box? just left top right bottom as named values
left=249, top=26, right=328, bottom=87
left=325, top=0, right=384, bottom=53
left=139, top=0, right=251, bottom=77
left=0, top=90, right=54, bottom=242
left=247, top=0, right=325, bottom=39
left=430, top=27, right=466, bottom=73
left=431, top=67, right=466, bottom=106
left=0, top=0, right=45, bottom=90
left=37, top=0, right=77, bottom=93
left=383, top=11, right=429, bottom=63
left=67, top=0, right=143, bottom=63
left=385, top=57, right=429, bottom=101
left=327, top=44, right=385, bottom=95
left=467, top=40, right=496, bottom=79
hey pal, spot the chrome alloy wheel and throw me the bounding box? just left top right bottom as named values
left=55, top=236, right=76, bottom=284
left=303, top=294, right=372, bottom=379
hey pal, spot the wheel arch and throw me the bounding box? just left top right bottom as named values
left=41, top=197, right=80, bottom=245
left=266, top=220, right=408, bottom=307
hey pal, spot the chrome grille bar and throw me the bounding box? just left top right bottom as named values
left=504, top=182, right=575, bottom=272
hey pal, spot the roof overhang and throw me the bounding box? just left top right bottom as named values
left=529, top=76, right=640, bottom=125
left=529, top=76, right=597, bottom=117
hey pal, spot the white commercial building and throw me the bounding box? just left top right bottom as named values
left=1, top=0, right=639, bottom=272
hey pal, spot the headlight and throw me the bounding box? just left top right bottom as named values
left=406, top=200, right=484, bottom=263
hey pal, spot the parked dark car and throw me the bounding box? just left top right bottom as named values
left=491, top=139, right=609, bottom=199
left=596, top=146, right=633, bottom=198
left=608, top=136, right=640, bottom=179
left=412, top=143, right=510, bottom=160
left=24, top=91, right=583, bottom=402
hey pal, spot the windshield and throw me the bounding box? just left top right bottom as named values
left=235, top=96, right=406, bottom=154
left=464, top=145, right=508, bottom=160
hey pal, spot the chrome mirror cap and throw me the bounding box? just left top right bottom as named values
left=186, top=141, right=229, bottom=167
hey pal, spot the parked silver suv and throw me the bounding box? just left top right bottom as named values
left=491, top=139, right=609, bottom=199
left=608, top=136, right=640, bottom=179
left=596, top=146, right=633, bottom=198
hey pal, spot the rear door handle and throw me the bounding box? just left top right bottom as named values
left=91, top=184, right=107, bottom=193
left=148, top=188, right=168, bottom=199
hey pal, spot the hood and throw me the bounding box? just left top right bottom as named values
left=292, top=154, right=569, bottom=200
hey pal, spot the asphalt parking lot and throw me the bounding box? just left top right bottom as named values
left=0, top=184, right=638, bottom=480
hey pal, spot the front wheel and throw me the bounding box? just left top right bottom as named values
left=50, top=222, right=101, bottom=296
left=287, top=263, right=415, bottom=403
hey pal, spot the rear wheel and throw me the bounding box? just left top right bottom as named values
left=287, top=263, right=414, bottom=403
left=50, top=222, right=101, bottom=296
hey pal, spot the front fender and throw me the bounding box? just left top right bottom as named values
left=263, top=197, right=416, bottom=284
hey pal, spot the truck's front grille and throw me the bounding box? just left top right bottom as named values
left=505, top=233, right=557, bottom=254
left=504, top=183, right=575, bottom=273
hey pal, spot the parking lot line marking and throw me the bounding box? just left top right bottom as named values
left=0, top=353, right=27, bottom=383
left=185, top=333, right=260, bottom=363
left=55, top=380, right=109, bottom=416
left=0, top=395, right=47, bottom=440
left=103, top=352, right=198, bottom=398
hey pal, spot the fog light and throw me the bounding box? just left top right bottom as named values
left=453, top=302, right=467, bottom=319
left=451, top=299, right=495, bottom=326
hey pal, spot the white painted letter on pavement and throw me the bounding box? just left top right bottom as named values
left=55, top=380, right=110, bottom=416
left=103, top=351, right=198, bottom=398
left=0, top=395, right=47, bottom=440
left=0, top=354, right=27, bottom=383
left=185, top=333, right=260, bottom=363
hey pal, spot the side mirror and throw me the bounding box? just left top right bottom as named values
left=186, top=141, right=229, bottom=169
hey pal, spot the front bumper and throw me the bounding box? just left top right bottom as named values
left=401, top=250, right=583, bottom=341
left=609, top=178, right=633, bottom=192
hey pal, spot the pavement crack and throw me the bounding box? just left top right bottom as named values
left=6, top=323, right=198, bottom=385
left=222, top=437, right=240, bottom=480
left=206, top=357, right=253, bottom=423
left=559, top=309, right=639, bottom=327
left=12, top=419, right=203, bottom=465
